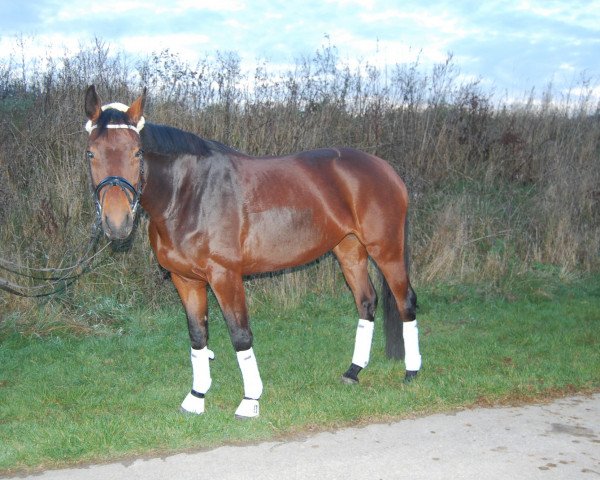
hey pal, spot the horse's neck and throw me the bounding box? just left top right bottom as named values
left=140, top=151, right=177, bottom=221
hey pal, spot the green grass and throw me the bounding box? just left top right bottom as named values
left=1, top=272, right=599, bottom=475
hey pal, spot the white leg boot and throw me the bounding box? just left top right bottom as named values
left=352, top=319, right=375, bottom=368
left=235, top=348, right=263, bottom=418
left=342, top=319, right=375, bottom=383
left=403, top=320, right=422, bottom=378
left=181, top=346, right=213, bottom=414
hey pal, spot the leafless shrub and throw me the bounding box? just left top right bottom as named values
left=0, top=37, right=598, bottom=327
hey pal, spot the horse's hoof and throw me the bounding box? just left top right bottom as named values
left=342, top=363, right=362, bottom=384
left=404, top=370, right=419, bottom=384
left=341, top=374, right=359, bottom=385
left=180, top=392, right=205, bottom=414
left=180, top=406, right=204, bottom=416
left=235, top=413, right=256, bottom=420
left=235, top=398, right=259, bottom=419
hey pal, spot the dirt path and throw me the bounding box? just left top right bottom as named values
left=4, top=393, right=599, bottom=480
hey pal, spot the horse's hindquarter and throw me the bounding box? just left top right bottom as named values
left=238, top=148, right=407, bottom=275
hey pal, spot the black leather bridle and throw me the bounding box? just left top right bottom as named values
left=86, top=106, right=146, bottom=224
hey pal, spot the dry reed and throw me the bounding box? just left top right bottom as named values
left=1, top=38, right=598, bottom=327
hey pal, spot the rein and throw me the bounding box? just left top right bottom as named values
left=0, top=219, right=108, bottom=297
left=0, top=103, right=146, bottom=298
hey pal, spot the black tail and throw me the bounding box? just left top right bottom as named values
left=380, top=269, right=405, bottom=360
left=380, top=213, right=415, bottom=360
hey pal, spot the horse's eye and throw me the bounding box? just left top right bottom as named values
left=86, top=151, right=94, bottom=160
left=135, top=149, right=144, bottom=159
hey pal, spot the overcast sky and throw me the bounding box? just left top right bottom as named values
left=1, top=0, right=599, bottom=101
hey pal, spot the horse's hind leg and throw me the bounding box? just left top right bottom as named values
left=373, top=257, right=421, bottom=381
left=333, top=235, right=378, bottom=384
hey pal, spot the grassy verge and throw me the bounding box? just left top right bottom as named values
left=1, top=271, right=599, bottom=475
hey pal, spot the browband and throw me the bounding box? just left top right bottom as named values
left=85, top=102, right=145, bottom=134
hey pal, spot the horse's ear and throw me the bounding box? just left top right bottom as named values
left=85, top=85, right=101, bottom=122
left=127, top=87, right=147, bottom=124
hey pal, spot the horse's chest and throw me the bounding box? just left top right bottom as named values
left=149, top=223, right=210, bottom=279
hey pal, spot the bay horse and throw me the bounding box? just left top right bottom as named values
left=84, top=86, right=421, bottom=418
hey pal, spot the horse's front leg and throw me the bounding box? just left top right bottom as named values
left=171, top=274, right=213, bottom=415
left=209, top=267, right=263, bottom=418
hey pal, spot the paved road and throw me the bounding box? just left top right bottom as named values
left=4, top=393, right=599, bottom=480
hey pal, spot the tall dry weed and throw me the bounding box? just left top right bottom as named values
left=0, top=37, right=598, bottom=327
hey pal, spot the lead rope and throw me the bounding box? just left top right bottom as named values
left=1, top=151, right=144, bottom=297
left=0, top=217, right=109, bottom=297
left=1, top=104, right=146, bottom=297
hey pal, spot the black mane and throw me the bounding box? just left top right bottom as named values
left=97, top=107, right=238, bottom=158
left=141, top=123, right=239, bottom=158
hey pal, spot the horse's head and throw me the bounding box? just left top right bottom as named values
left=84, top=85, right=146, bottom=240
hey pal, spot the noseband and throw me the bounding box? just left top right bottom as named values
left=93, top=166, right=144, bottom=221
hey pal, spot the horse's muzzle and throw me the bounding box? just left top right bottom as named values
left=102, top=211, right=134, bottom=240
left=94, top=175, right=141, bottom=240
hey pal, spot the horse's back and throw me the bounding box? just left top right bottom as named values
left=240, top=147, right=407, bottom=207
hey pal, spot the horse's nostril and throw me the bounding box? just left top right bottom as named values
left=104, top=216, right=115, bottom=233
left=102, top=214, right=133, bottom=240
